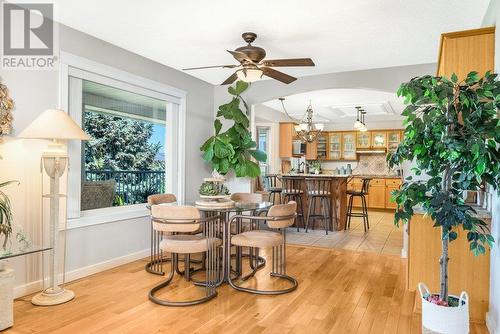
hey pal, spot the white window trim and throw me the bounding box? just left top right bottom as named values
left=59, top=52, right=186, bottom=228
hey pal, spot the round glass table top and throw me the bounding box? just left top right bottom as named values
left=148, top=201, right=273, bottom=212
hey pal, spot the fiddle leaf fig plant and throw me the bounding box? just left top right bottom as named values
left=388, top=71, right=500, bottom=303
left=201, top=81, right=267, bottom=177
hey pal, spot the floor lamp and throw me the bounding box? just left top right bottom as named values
left=19, top=109, right=90, bottom=306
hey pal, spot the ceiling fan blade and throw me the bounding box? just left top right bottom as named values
left=261, top=67, right=297, bottom=84
left=221, top=72, right=238, bottom=85
left=183, top=64, right=238, bottom=71
left=260, top=58, right=315, bottom=67
left=227, top=50, right=255, bottom=64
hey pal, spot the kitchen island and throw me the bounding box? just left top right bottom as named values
left=281, top=173, right=349, bottom=231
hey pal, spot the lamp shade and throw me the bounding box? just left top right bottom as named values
left=19, top=109, right=90, bottom=141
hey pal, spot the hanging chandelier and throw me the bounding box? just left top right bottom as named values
left=353, top=106, right=368, bottom=132
left=279, top=98, right=324, bottom=143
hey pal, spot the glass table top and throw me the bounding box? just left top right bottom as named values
left=148, top=201, right=273, bottom=213
left=0, top=244, right=51, bottom=261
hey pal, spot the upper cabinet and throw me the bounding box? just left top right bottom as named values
left=279, top=122, right=296, bottom=158
left=371, top=131, right=387, bottom=148
left=342, top=132, right=357, bottom=160
left=316, top=134, right=328, bottom=160
left=328, top=132, right=342, bottom=160
left=437, top=27, right=495, bottom=81
left=356, top=132, right=371, bottom=149
left=387, top=130, right=402, bottom=153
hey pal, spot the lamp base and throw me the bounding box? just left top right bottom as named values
left=31, top=286, right=74, bottom=306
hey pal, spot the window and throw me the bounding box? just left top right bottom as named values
left=61, top=53, right=185, bottom=224
left=81, top=80, right=167, bottom=210
left=256, top=126, right=270, bottom=176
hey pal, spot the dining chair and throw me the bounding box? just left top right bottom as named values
left=149, top=205, right=222, bottom=306
left=226, top=201, right=298, bottom=295
left=146, top=194, right=177, bottom=275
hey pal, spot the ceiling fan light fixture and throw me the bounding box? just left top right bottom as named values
left=236, top=68, right=263, bottom=83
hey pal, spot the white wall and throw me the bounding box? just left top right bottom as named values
left=483, top=1, right=500, bottom=332
left=0, top=23, right=214, bottom=297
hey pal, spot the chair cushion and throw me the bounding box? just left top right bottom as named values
left=160, top=235, right=222, bottom=254
left=347, top=190, right=364, bottom=196
left=308, top=190, right=331, bottom=196
left=268, top=187, right=282, bottom=192
left=231, top=230, right=283, bottom=248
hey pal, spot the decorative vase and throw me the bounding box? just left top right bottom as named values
left=418, top=283, right=469, bottom=334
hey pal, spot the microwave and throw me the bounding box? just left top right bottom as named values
left=292, top=140, right=306, bottom=155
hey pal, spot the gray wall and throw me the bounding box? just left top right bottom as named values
left=0, top=23, right=214, bottom=295
left=482, top=1, right=499, bottom=332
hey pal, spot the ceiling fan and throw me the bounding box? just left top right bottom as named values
left=182, top=32, right=315, bottom=85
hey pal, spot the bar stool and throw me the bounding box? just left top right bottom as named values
left=345, top=178, right=371, bottom=232
left=281, top=176, right=305, bottom=231
left=264, top=174, right=282, bottom=205
left=305, top=178, right=332, bottom=234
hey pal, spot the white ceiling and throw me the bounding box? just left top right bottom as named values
left=261, top=89, right=405, bottom=124
left=53, top=0, right=489, bottom=85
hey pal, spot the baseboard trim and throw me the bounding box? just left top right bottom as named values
left=487, top=312, right=498, bottom=334
left=13, top=248, right=150, bottom=299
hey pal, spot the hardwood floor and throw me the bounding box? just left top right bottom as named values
left=8, top=246, right=488, bottom=334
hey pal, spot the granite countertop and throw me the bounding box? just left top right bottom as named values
left=413, top=205, right=492, bottom=220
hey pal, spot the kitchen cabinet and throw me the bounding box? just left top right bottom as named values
left=347, top=177, right=401, bottom=209
left=368, top=179, right=386, bottom=209
left=437, top=27, right=494, bottom=81
left=356, top=132, right=371, bottom=149
left=342, top=132, right=356, bottom=160
left=328, top=133, right=342, bottom=160
left=316, top=134, right=328, bottom=160
left=385, top=179, right=401, bottom=209
left=306, top=140, right=317, bottom=160
left=387, top=130, right=402, bottom=153
left=279, top=122, right=297, bottom=158
left=371, top=131, right=387, bottom=148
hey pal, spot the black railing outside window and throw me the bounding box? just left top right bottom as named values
left=85, top=170, right=165, bottom=205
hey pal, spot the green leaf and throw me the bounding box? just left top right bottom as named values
left=248, top=149, right=267, bottom=162
left=214, top=119, right=222, bottom=135
left=202, top=144, right=214, bottom=161
left=451, top=73, right=458, bottom=83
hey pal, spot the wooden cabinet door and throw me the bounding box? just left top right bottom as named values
left=343, top=132, right=357, bottom=160
left=356, top=132, right=371, bottom=149
left=387, top=130, right=402, bottom=153
left=306, top=140, right=317, bottom=160
left=328, top=132, right=342, bottom=160
left=279, top=123, right=296, bottom=158
left=371, top=131, right=387, bottom=148
left=437, top=27, right=495, bottom=81
left=385, top=179, right=401, bottom=209
left=368, top=179, right=386, bottom=209
left=316, top=134, right=328, bottom=160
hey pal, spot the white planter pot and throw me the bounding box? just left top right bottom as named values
left=418, top=283, right=469, bottom=334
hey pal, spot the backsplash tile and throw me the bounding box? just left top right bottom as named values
left=352, top=153, right=396, bottom=176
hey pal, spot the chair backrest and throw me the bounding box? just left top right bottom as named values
left=151, top=205, right=200, bottom=233
left=147, top=193, right=176, bottom=205
left=281, top=176, right=303, bottom=194
left=267, top=201, right=297, bottom=229
left=361, top=178, right=371, bottom=195
left=230, top=192, right=263, bottom=203
left=305, top=178, right=331, bottom=195
left=264, top=174, right=280, bottom=189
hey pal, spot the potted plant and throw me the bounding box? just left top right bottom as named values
left=200, top=81, right=267, bottom=177
left=0, top=181, right=18, bottom=251
left=388, top=71, right=500, bottom=334
left=308, top=160, right=321, bottom=174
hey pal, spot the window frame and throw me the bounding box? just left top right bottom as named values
left=59, top=52, right=186, bottom=229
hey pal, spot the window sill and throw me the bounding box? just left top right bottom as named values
left=66, top=204, right=150, bottom=230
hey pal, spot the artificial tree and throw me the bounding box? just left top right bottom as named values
left=0, top=181, right=18, bottom=250
left=201, top=81, right=267, bottom=177
left=388, top=71, right=500, bottom=303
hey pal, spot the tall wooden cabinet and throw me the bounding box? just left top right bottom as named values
left=437, top=27, right=495, bottom=80
left=279, top=122, right=296, bottom=158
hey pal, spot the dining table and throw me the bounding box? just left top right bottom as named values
left=145, top=200, right=273, bottom=285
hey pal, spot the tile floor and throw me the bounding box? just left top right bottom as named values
left=286, top=209, right=404, bottom=255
